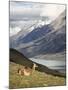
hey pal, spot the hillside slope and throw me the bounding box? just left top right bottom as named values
left=10, top=49, right=65, bottom=77
left=9, top=62, right=65, bottom=89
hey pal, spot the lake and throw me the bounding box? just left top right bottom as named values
left=30, top=58, right=66, bottom=74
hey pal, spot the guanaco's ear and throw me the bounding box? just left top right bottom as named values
left=33, top=63, right=38, bottom=67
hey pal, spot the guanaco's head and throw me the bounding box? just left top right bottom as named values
left=33, top=63, right=38, bottom=69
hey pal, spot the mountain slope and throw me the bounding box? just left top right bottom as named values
left=17, top=11, right=66, bottom=57
left=10, top=11, right=66, bottom=58
left=9, top=62, right=65, bottom=89
left=10, top=48, right=65, bottom=77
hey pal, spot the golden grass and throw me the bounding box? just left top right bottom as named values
left=9, top=62, right=66, bottom=89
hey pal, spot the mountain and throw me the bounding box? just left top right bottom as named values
left=10, top=10, right=66, bottom=58
left=18, top=24, right=53, bottom=44
left=10, top=48, right=65, bottom=77
left=10, top=20, right=47, bottom=48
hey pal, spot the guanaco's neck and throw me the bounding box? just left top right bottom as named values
left=32, top=63, right=37, bottom=71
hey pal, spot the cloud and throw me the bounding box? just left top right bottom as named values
left=10, top=2, right=65, bottom=22
left=9, top=1, right=66, bottom=36
left=10, top=27, right=21, bottom=36
left=10, top=1, right=43, bottom=21
left=40, top=4, right=65, bottom=21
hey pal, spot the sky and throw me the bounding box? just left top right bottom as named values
left=10, top=1, right=65, bottom=36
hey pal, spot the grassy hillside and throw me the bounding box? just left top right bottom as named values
left=9, top=62, right=66, bottom=89
left=10, top=48, right=66, bottom=77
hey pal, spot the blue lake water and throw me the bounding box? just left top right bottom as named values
left=30, top=58, right=66, bottom=74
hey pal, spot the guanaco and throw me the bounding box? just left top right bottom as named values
left=18, top=63, right=38, bottom=76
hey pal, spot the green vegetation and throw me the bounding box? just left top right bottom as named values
left=9, top=62, right=66, bottom=89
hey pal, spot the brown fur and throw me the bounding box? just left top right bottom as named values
left=18, top=63, right=38, bottom=76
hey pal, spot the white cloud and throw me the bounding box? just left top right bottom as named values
left=40, top=4, right=65, bottom=22
left=10, top=2, right=65, bottom=22
left=10, top=27, right=21, bottom=36
left=10, top=1, right=42, bottom=20
left=10, top=2, right=66, bottom=36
